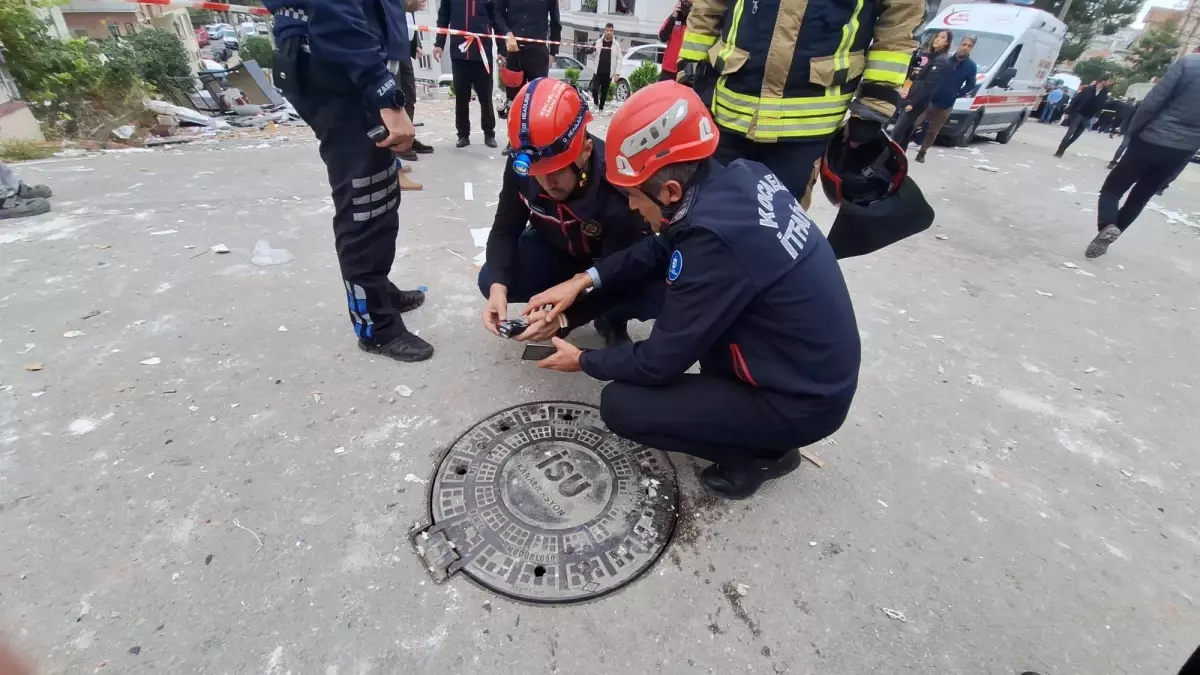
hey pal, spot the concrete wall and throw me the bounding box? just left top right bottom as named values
left=0, top=102, right=46, bottom=142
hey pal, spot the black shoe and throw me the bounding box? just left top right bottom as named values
left=456, top=136, right=470, bottom=148
left=501, top=144, right=512, bottom=156
left=412, top=139, right=434, bottom=154
left=1085, top=224, right=1122, bottom=259
left=397, top=149, right=419, bottom=162
left=700, top=449, right=802, bottom=500
left=594, top=317, right=632, bottom=347
left=0, top=196, right=51, bottom=220
left=484, top=134, right=498, bottom=149
left=915, top=151, right=926, bottom=163
left=358, top=331, right=434, bottom=363
left=389, top=288, right=426, bottom=313
left=17, top=182, right=52, bottom=199
left=1053, top=151, right=1064, bottom=158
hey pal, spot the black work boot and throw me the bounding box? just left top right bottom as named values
left=397, top=149, right=419, bottom=162
left=0, top=196, right=51, bottom=220
left=915, top=150, right=926, bottom=163
left=412, top=139, right=434, bottom=154
left=701, top=449, right=802, bottom=500
left=1085, top=225, right=1121, bottom=259
left=501, top=144, right=512, bottom=156
left=484, top=134, right=498, bottom=149
left=388, top=287, right=426, bottom=313
left=456, top=136, right=470, bottom=148
left=359, top=331, right=434, bottom=362
left=17, top=182, right=52, bottom=199
left=594, top=316, right=632, bottom=347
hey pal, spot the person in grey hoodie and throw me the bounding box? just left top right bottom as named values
left=1086, top=55, right=1200, bottom=258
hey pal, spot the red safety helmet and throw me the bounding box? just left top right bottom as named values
left=506, top=78, right=593, bottom=177
left=605, top=81, right=719, bottom=188
left=819, top=126, right=935, bottom=259
left=500, top=61, right=525, bottom=89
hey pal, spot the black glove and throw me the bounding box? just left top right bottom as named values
left=846, top=117, right=882, bottom=146
left=676, top=60, right=697, bottom=87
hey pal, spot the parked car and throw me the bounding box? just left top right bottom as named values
left=194, top=27, right=209, bottom=46
left=205, top=22, right=235, bottom=36
left=238, top=21, right=258, bottom=37
left=614, top=43, right=664, bottom=102
left=219, top=28, right=240, bottom=50
left=550, top=53, right=593, bottom=92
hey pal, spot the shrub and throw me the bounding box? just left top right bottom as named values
left=242, top=35, right=274, bottom=69
left=0, top=141, right=55, bottom=161
left=628, top=60, right=657, bottom=93
left=564, top=67, right=581, bottom=85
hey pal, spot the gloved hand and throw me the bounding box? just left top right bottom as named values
left=676, top=60, right=698, bottom=87
left=845, top=116, right=882, bottom=147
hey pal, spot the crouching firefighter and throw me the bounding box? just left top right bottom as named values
left=479, top=78, right=664, bottom=347
left=268, top=0, right=434, bottom=362
left=524, top=81, right=862, bottom=499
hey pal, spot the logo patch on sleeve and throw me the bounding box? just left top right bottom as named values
left=667, top=250, right=683, bottom=282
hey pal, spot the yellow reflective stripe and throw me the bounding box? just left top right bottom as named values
left=719, top=0, right=746, bottom=63
left=830, top=0, right=864, bottom=77
left=679, top=46, right=710, bottom=61
left=713, top=103, right=844, bottom=137
left=862, top=67, right=906, bottom=85
left=715, top=85, right=852, bottom=116
left=868, top=50, right=911, bottom=66
left=679, top=30, right=716, bottom=62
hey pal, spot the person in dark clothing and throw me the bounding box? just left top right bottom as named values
left=1108, top=98, right=1139, bottom=169
left=587, top=24, right=622, bottom=111
left=890, top=29, right=952, bottom=148
left=479, top=79, right=662, bottom=347
left=1055, top=75, right=1112, bottom=157
left=395, top=0, right=435, bottom=163
left=267, top=0, right=432, bottom=362
left=1086, top=55, right=1200, bottom=258
left=657, top=0, right=690, bottom=81
left=493, top=0, right=560, bottom=108
left=911, top=35, right=977, bottom=163
left=527, top=82, right=859, bottom=500
left=435, top=0, right=498, bottom=148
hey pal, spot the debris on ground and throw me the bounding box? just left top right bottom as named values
left=935, top=234, right=948, bottom=240
left=334, top=446, right=346, bottom=455
left=251, top=240, right=293, bottom=266
left=967, top=374, right=985, bottom=386
left=140, top=357, right=162, bottom=365
left=1036, top=290, right=1054, bottom=297
left=1057, top=184, right=1077, bottom=193
left=394, top=385, right=413, bottom=398
left=63, top=331, right=84, bottom=338
left=1062, top=262, right=1079, bottom=269
left=974, top=165, right=998, bottom=173
left=800, top=450, right=825, bottom=468
left=24, top=363, right=44, bottom=372
left=111, top=125, right=136, bottom=140
left=278, top=326, right=288, bottom=332
left=404, top=473, right=428, bottom=484
left=210, top=244, right=231, bottom=254
left=735, top=583, right=749, bottom=596
left=881, top=607, right=910, bottom=622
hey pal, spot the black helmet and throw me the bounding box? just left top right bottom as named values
left=820, top=126, right=935, bottom=259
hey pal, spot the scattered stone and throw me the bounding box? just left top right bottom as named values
left=334, top=446, right=346, bottom=455
left=251, top=240, right=293, bottom=266
left=210, top=244, right=230, bottom=254
left=140, top=357, right=161, bottom=365
left=24, top=363, right=44, bottom=372
left=735, top=583, right=749, bottom=596
left=81, top=310, right=101, bottom=320
left=395, top=385, right=413, bottom=398
left=278, top=325, right=288, bottom=332
left=1062, top=261, right=1079, bottom=269
left=967, top=374, right=985, bottom=386
left=799, top=450, right=824, bottom=468
left=974, top=165, right=998, bottom=173
left=93, top=243, right=112, bottom=250
left=1084, top=367, right=1097, bottom=374
left=63, top=331, right=84, bottom=338
left=1035, top=290, right=1054, bottom=297
left=809, top=541, right=817, bottom=547
left=205, top=554, right=213, bottom=565
left=128, top=646, right=141, bottom=656
left=935, top=234, right=948, bottom=240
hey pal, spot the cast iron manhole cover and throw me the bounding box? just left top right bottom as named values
left=411, top=401, right=678, bottom=604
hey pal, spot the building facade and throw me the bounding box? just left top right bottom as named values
left=58, top=1, right=202, bottom=72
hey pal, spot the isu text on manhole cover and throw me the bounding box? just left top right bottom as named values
left=411, top=402, right=678, bottom=604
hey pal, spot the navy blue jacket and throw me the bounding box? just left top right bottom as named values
left=930, top=54, right=977, bottom=109
left=266, top=0, right=410, bottom=109
left=435, top=0, right=497, bottom=63
left=486, top=136, right=652, bottom=288
left=579, top=160, right=861, bottom=401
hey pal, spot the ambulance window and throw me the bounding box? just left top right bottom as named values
left=999, top=44, right=1022, bottom=72
left=954, top=31, right=1015, bottom=71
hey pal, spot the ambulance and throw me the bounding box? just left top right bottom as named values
left=922, top=3, right=1066, bottom=146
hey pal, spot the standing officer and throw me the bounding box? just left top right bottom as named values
left=493, top=0, right=560, bottom=152
left=479, top=78, right=661, bottom=347
left=435, top=0, right=499, bottom=148
left=524, top=82, right=861, bottom=499
left=676, top=0, right=922, bottom=208
left=267, top=0, right=434, bottom=362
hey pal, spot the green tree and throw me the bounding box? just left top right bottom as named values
left=242, top=35, right=274, bottom=68
left=126, top=28, right=191, bottom=91
left=1128, top=21, right=1181, bottom=81
left=1073, top=56, right=1126, bottom=84
left=1034, top=0, right=1143, bottom=63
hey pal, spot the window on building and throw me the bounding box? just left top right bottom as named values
left=125, top=22, right=136, bottom=35
left=74, top=29, right=90, bottom=38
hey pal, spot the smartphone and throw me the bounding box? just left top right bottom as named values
left=521, top=344, right=557, bottom=361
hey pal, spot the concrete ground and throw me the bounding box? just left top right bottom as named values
left=2, top=103, right=1199, bottom=675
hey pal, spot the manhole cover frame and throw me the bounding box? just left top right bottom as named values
left=410, top=400, right=679, bottom=605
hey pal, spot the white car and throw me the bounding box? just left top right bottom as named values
left=614, top=42, right=665, bottom=102
left=238, top=21, right=258, bottom=37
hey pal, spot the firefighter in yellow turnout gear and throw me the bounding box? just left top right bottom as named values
left=677, top=0, right=924, bottom=207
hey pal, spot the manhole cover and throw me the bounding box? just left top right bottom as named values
left=412, top=401, right=677, bottom=604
